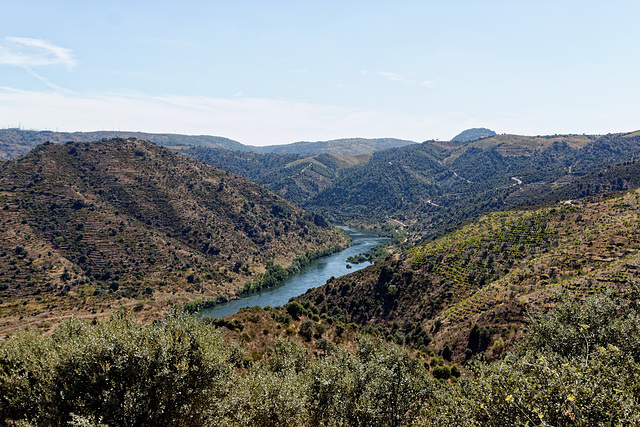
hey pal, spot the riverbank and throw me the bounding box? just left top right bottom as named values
left=199, top=228, right=387, bottom=318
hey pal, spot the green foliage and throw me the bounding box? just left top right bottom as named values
left=0, top=311, right=237, bottom=426
left=3, top=287, right=640, bottom=426
left=183, top=297, right=218, bottom=314
left=421, top=286, right=640, bottom=426
left=286, top=301, right=305, bottom=320
left=298, top=319, right=315, bottom=341
left=0, top=317, right=438, bottom=427
left=431, top=365, right=451, bottom=380
left=307, top=337, right=436, bottom=427
left=241, top=245, right=344, bottom=296
left=523, top=288, right=640, bottom=362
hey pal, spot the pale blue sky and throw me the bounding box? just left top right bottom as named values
left=1, top=0, right=638, bottom=145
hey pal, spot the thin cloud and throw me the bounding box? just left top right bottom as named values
left=0, top=88, right=460, bottom=145
left=377, top=71, right=436, bottom=88
left=377, top=71, right=414, bottom=84
left=0, top=37, right=76, bottom=69
left=21, top=67, right=73, bottom=93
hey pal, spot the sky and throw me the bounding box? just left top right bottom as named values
left=1, top=1, right=639, bottom=146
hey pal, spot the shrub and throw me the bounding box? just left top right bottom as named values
left=285, top=301, right=305, bottom=320
left=432, top=365, right=451, bottom=380
left=299, top=319, right=315, bottom=341
left=450, top=364, right=461, bottom=378
left=0, top=312, right=236, bottom=426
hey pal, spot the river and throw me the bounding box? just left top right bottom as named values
left=199, top=228, right=387, bottom=319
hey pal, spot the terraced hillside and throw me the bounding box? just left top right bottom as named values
left=297, top=187, right=640, bottom=361
left=0, top=139, right=347, bottom=334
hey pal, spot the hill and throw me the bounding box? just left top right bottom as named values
left=3, top=223, right=639, bottom=425
left=451, top=127, right=497, bottom=143
left=0, top=129, right=417, bottom=159
left=296, top=186, right=640, bottom=361
left=0, top=129, right=247, bottom=159
left=0, top=138, right=347, bottom=335
left=8, top=130, right=640, bottom=247
left=307, top=131, right=640, bottom=235
left=254, top=137, right=417, bottom=156
left=177, top=131, right=640, bottom=246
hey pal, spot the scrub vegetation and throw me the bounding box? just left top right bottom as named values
left=2, top=286, right=639, bottom=426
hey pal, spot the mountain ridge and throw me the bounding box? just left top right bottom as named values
left=0, top=129, right=417, bottom=158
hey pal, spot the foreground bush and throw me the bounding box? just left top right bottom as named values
left=0, top=312, right=438, bottom=426
left=422, top=287, right=640, bottom=426
left=0, top=311, right=239, bottom=426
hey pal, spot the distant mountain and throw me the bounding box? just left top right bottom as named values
left=0, top=130, right=417, bottom=159
left=0, top=129, right=248, bottom=159
left=254, top=137, right=418, bottom=156
left=0, top=138, right=347, bottom=334
left=451, top=128, right=497, bottom=143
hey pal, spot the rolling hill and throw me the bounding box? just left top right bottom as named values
left=0, top=129, right=248, bottom=159
left=306, top=131, right=640, bottom=237
left=3, top=132, right=640, bottom=424
left=253, top=137, right=417, bottom=156
left=0, top=129, right=417, bottom=159
left=0, top=138, right=347, bottom=334
left=177, top=145, right=370, bottom=206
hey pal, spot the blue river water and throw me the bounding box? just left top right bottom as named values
left=199, top=228, right=387, bottom=319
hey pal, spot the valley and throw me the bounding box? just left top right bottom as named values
left=2, top=128, right=640, bottom=425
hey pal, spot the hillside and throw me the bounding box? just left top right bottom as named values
left=3, top=135, right=640, bottom=425
left=178, top=146, right=370, bottom=205
left=7, top=130, right=640, bottom=273
left=3, top=227, right=639, bottom=426
left=10, top=130, right=640, bottom=246
left=176, top=131, right=640, bottom=245
left=0, top=139, right=347, bottom=334
left=307, top=131, right=640, bottom=234
left=297, top=186, right=640, bottom=361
